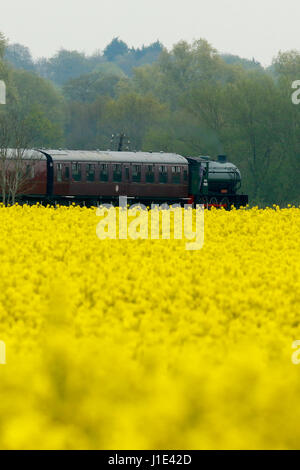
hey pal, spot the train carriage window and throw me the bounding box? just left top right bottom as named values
left=172, top=166, right=181, bottom=184
left=125, top=167, right=130, bottom=181
left=65, top=166, right=70, bottom=180
left=86, top=164, right=95, bottom=182
left=159, top=166, right=168, bottom=183
left=26, top=164, right=35, bottom=179
left=100, top=163, right=108, bottom=182
left=56, top=163, right=62, bottom=182
left=146, top=165, right=155, bottom=183
left=113, top=164, right=122, bottom=182
left=72, top=163, right=81, bottom=181
left=183, top=168, right=188, bottom=182
left=132, top=165, right=141, bottom=182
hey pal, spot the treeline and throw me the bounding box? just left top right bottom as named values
left=4, top=38, right=164, bottom=83
left=1, top=34, right=300, bottom=205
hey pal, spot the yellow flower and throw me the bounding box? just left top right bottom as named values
left=0, top=204, right=299, bottom=449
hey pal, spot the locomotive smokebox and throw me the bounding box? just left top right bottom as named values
left=218, top=155, right=227, bottom=163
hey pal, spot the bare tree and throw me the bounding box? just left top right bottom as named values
left=0, top=111, right=37, bottom=205
left=0, top=114, right=10, bottom=205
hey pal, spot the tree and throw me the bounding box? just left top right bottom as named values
left=63, top=71, right=122, bottom=102
left=0, top=35, right=19, bottom=111
left=0, top=111, right=40, bottom=205
left=11, top=69, right=65, bottom=141
left=183, top=81, right=227, bottom=137
left=37, top=49, right=91, bottom=85
left=103, top=38, right=129, bottom=61
left=221, top=54, right=262, bottom=71
left=111, top=41, right=164, bottom=76
left=220, top=71, right=287, bottom=202
left=65, top=97, right=108, bottom=149
left=143, top=109, right=220, bottom=156
left=4, top=43, right=35, bottom=71
left=0, top=32, right=6, bottom=59
left=131, top=42, right=163, bottom=61
left=102, top=92, right=168, bottom=149
left=23, top=105, right=64, bottom=147
left=132, top=39, right=235, bottom=109
left=270, top=51, right=300, bottom=202
left=271, top=50, right=300, bottom=79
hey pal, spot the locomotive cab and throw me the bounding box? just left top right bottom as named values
left=186, top=155, right=247, bottom=208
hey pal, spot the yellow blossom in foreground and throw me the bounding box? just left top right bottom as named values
left=0, top=204, right=299, bottom=449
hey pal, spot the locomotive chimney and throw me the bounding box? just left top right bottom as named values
left=218, top=155, right=227, bottom=163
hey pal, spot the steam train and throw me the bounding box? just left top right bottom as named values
left=4, top=149, right=248, bottom=208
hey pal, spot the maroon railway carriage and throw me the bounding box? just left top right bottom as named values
left=14, top=149, right=191, bottom=205
left=4, top=149, right=248, bottom=207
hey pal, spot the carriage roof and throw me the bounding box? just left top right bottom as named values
left=39, top=150, right=188, bottom=165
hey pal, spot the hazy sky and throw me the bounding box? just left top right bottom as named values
left=1, top=0, right=300, bottom=65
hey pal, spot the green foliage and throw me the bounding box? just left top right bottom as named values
left=103, top=38, right=129, bottom=61
left=0, top=39, right=20, bottom=110
left=93, top=62, right=125, bottom=77
left=11, top=69, right=65, bottom=125
left=65, top=97, right=108, bottom=149
left=4, top=38, right=163, bottom=84
left=221, top=72, right=285, bottom=199
left=272, top=50, right=300, bottom=79
left=4, top=43, right=34, bottom=71
left=101, top=93, right=168, bottom=149
left=1, top=66, right=66, bottom=148
left=24, top=105, right=64, bottom=147
left=36, top=49, right=92, bottom=85
left=143, top=110, right=221, bottom=156
left=63, top=71, right=123, bottom=103
left=0, top=32, right=6, bottom=59
left=113, top=42, right=163, bottom=76
left=221, top=54, right=262, bottom=71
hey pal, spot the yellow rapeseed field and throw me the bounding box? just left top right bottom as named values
left=0, top=203, right=299, bottom=449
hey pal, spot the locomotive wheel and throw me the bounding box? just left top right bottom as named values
left=199, top=197, right=208, bottom=209
left=220, top=197, right=230, bottom=210
left=209, top=197, right=219, bottom=207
